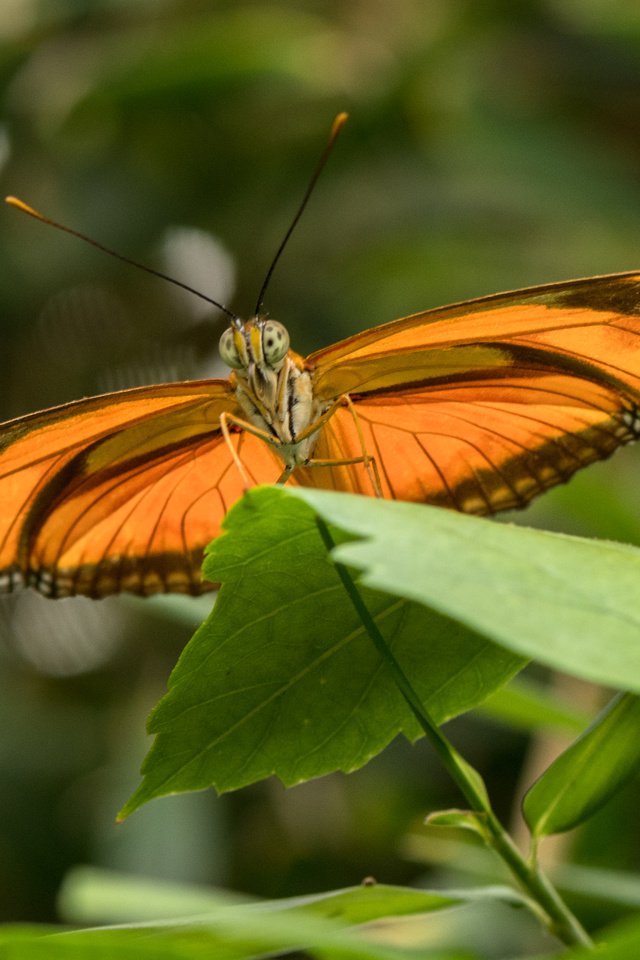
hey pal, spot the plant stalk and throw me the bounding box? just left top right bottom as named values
left=316, top=518, right=593, bottom=950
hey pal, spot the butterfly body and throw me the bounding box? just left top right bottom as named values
left=222, top=316, right=329, bottom=470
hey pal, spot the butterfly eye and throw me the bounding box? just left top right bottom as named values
left=261, top=321, right=290, bottom=367
left=219, top=327, right=245, bottom=370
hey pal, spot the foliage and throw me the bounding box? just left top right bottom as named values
left=5, top=489, right=640, bottom=954
left=121, top=490, right=523, bottom=815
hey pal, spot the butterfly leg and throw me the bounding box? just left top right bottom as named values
left=292, top=394, right=382, bottom=497
left=220, top=411, right=330, bottom=488
left=219, top=411, right=282, bottom=489
left=343, top=393, right=382, bottom=497
left=275, top=464, right=295, bottom=485
left=302, top=454, right=382, bottom=496
left=221, top=395, right=381, bottom=496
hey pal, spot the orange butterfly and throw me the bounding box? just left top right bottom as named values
left=3, top=120, right=640, bottom=599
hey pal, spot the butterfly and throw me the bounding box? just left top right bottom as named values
left=2, top=118, right=640, bottom=599
left=2, top=266, right=640, bottom=598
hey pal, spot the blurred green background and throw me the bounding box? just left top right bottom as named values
left=2, top=0, right=640, bottom=952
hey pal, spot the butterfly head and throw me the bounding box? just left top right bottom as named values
left=219, top=317, right=290, bottom=375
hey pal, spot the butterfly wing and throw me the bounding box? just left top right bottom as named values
left=0, top=381, right=283, bottom=597
left=302, top=273, right=640, bottom=511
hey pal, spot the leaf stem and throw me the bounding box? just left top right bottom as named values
left=316, top=518, right=593, bottom=950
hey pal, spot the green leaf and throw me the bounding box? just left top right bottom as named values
left=554, top=862, right=640, bottom=909
left=59, top=871, right=461, bottom=926
left=121, top=489, right=522, bottom=817
left=425, top=810, right=491, bottom=842
left=476, top=677, right=590, bottom=735
left=0, top=884, right=485, bottom=959
left=286, top=488, right=640, bottom=690
left=58, top=867, right=245, bottom=923
left=523, top=692, right=640, bottom=837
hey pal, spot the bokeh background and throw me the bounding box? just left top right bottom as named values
left=1, top=0, right=640, bottom=952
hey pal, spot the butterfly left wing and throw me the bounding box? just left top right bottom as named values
left=0, top=381, right=283, bottom=597
left=301, top=272, right=640, bottom=511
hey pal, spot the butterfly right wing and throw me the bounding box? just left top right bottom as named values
left=299, top=272, right=640, bottom=511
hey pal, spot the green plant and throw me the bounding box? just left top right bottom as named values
left=7, top=486, right=640, bottom=957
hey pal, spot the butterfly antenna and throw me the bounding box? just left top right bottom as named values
left=5, top=195, right=242, bottom=324
left=253, top=111, right=349, bottom=317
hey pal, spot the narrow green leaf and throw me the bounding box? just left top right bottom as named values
left=476, top=678, right=590, bottom=735
left=554, top=862, right=640, bottom=908
left=121, top=489, right=522, bottom=817
left=523, top=692, right=640, bottom=837
left=58, top=867, right=245, bottom=923
left=425, top=810, right=491, bottom=842
left=59, top=869, right=462, bottom=926
left=287, top=488, right=640, bottom=691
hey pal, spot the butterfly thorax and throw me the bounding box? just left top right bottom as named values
left=220, top=317, right=326, bottom=467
